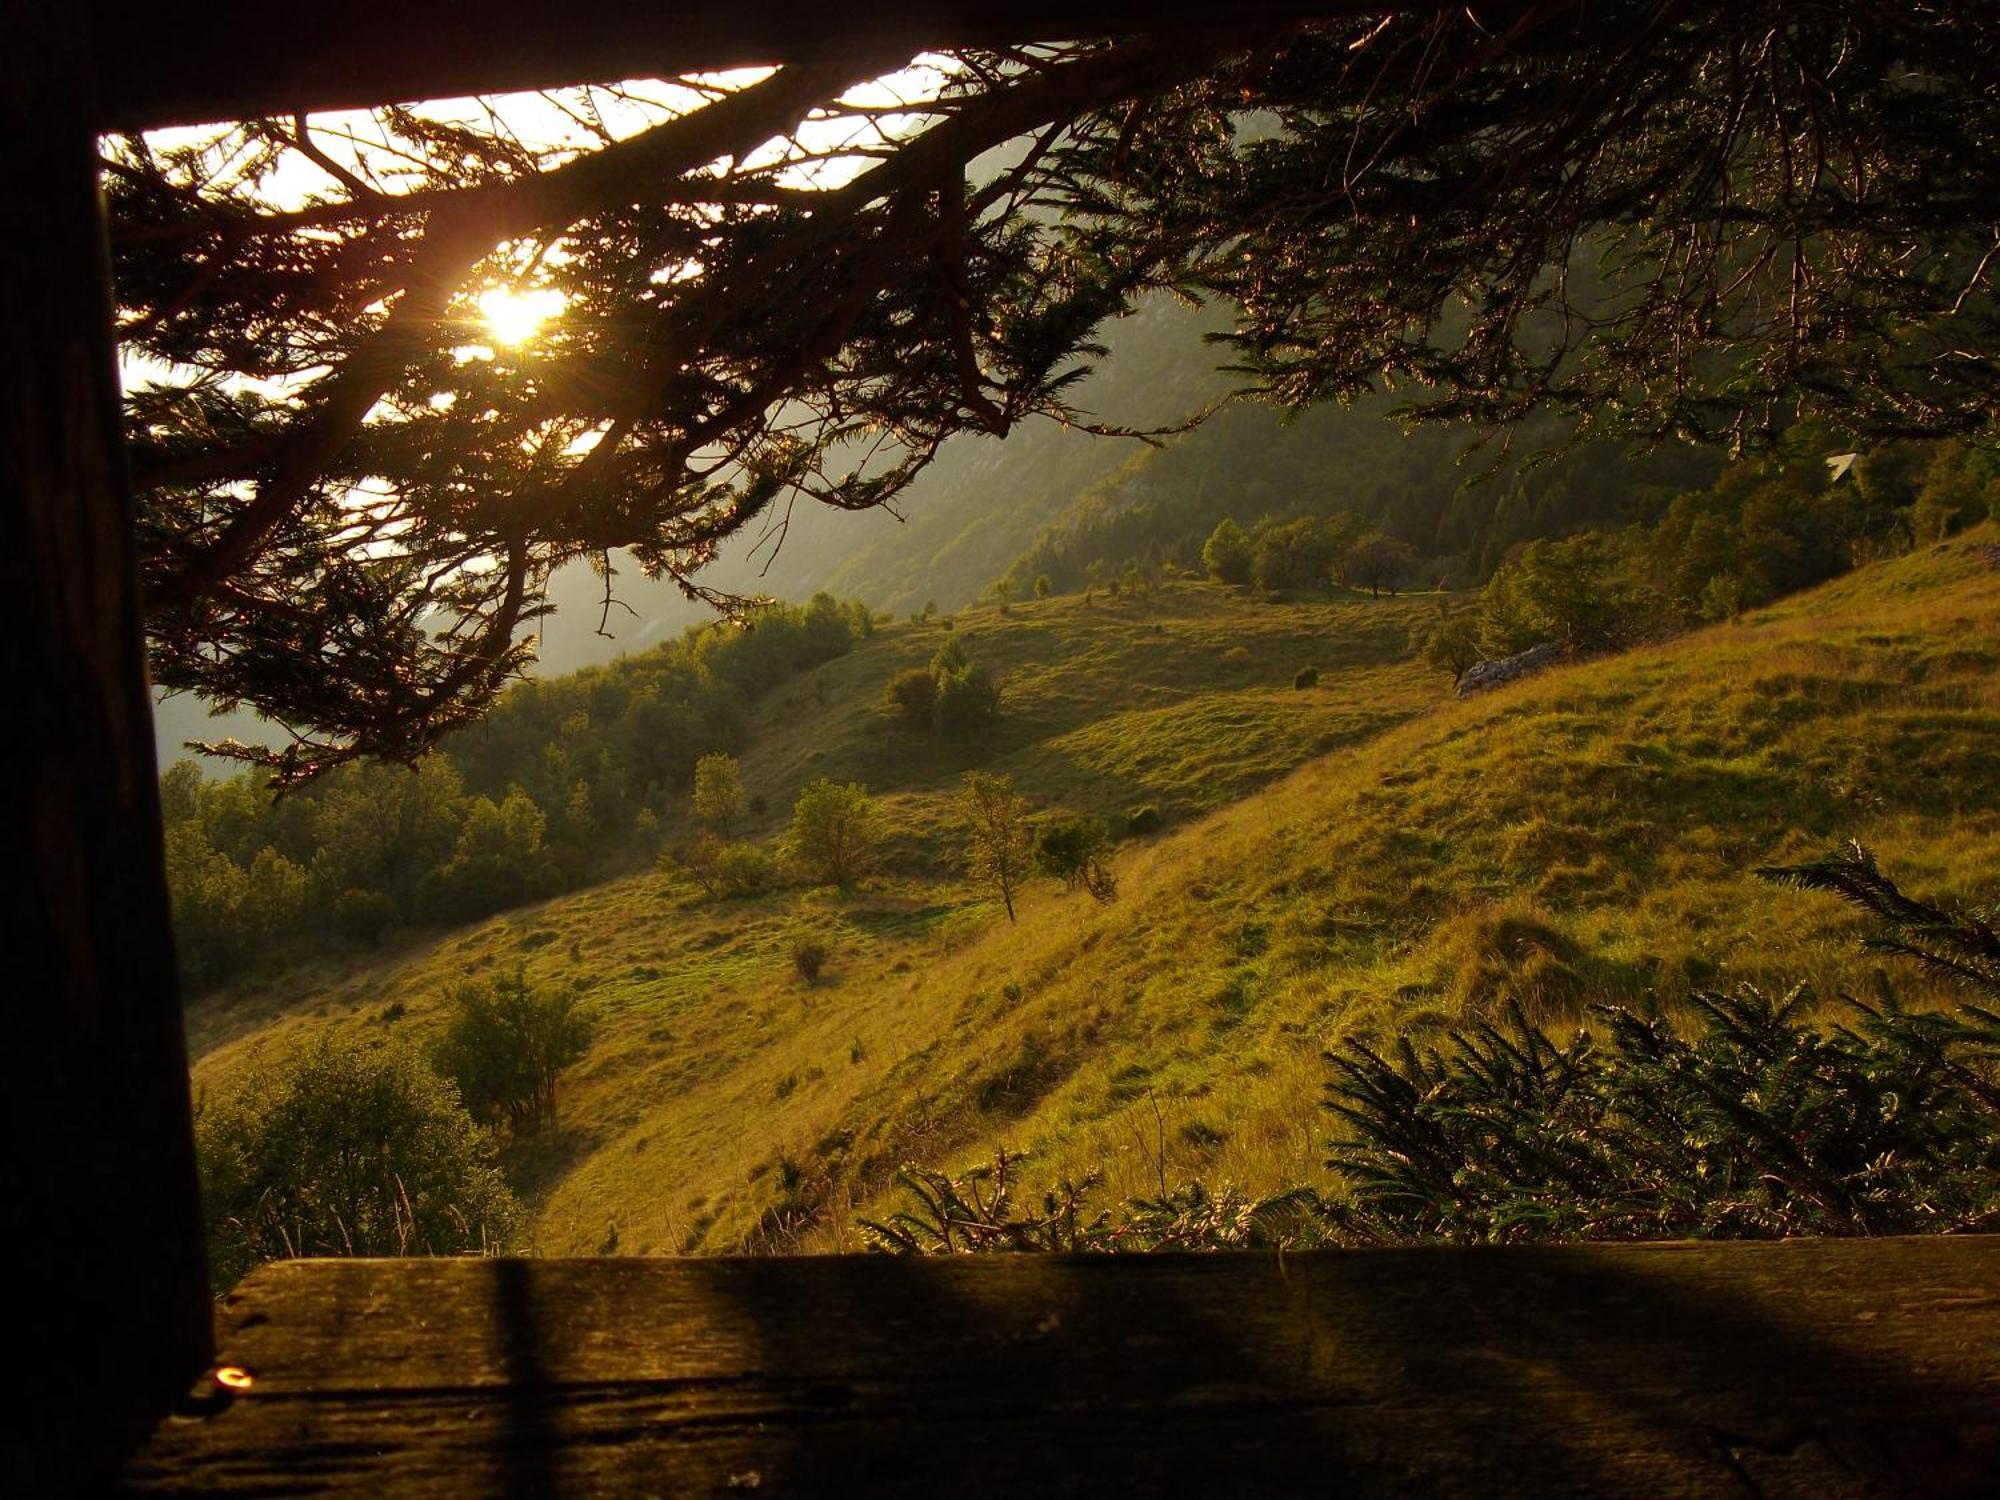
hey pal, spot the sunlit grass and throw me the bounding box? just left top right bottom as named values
left=186, top=533, right=2000, bottom=1254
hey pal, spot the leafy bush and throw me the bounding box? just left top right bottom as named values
left=884, top=667, right=937, bottom=727
left=1480, top=531, right=1656, bottom=656
left=331, top=887, right=398, bottom=946
left=1201, top=518, right=1252, bottom=585
left=1411, top=597, right=1483, bottom=686
left=1341, top=533, right=1418, bottom=595
left=716, top=840, right=778, bottom=897
left=932, top=662, right=1001, bottom=740
left=432, top=967, right=595, bottom=1134
left=786, top=778, right=881, bottom=887
left=1034, top=815, right=1117, bottom=903
left=1252, top=516, right=1346, bottom=592
left=197, top=1034, right=520, bottom=1290
left=792, top=936, right=829, bottom=982
left=885, top=636, right=1003, bottom=740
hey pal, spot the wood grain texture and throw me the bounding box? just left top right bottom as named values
left=126, top=1238, right=2000, bottom=1496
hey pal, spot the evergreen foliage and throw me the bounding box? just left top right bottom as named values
left=868, top=849, right=2000, bottom=1252
left=115, top=12, right=2000, bottom=775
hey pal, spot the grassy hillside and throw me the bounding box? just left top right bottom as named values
left=185, top=533, right=2000, bottom=1258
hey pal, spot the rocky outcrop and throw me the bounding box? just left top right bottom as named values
left=1458, top=641, right=1564, bottom=696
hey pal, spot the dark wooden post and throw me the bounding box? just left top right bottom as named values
left=1, top=3, right=213, bottom=1488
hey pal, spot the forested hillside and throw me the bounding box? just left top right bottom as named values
left=182, top=528, right=2000, bottom=1263
left=146, top=296, right=1724, bottom=768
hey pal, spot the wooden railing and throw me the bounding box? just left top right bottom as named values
left=125, top=1237, right=2000, bottom=1495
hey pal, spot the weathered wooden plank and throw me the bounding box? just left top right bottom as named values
left=126, top=1239, right=2000, bottom=1496
left=1, top=2, right=211, bottom=1490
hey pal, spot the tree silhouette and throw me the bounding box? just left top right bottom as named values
left=109, top=6, right=1999, bottom=777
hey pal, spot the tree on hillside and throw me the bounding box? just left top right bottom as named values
left=786, top=778, right=881, bottom=888
left=1202, top=518, right=1252, bottom=585
left=1342, top=535, right=1418, bottom=597
left=957, top=772, right=1035, bottom=923
left=885, top=667, right=939, bottom=728
left=691, top=752, right=747, bottom=833
left=1412, top=598, right=1483, bottom=688
left=933, top=661, right=1003, bottom=741
left=885, top=634, right=1003, bottom=740
left=1482, top=532, right=1654, bottom=656
left=110, top=9, right=2000, bottom=778
left=1910, top=442, right=2000, bottom=542
left=1250, top=517, right=1325, bottom=592
left=433, top=967, right=597, bottom=1134
left=196, top=1034, right=520, bottom=1289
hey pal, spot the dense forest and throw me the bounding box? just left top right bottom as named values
left=164, top=595, right=873, bottom=987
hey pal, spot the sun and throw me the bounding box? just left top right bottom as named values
left=476, top=286, right=566, bottom=347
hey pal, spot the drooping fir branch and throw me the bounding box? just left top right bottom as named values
left=113, top=6, right=2000, bottom=777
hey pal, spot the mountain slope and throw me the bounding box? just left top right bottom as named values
left=185, top=533, right=2000, bottom=1256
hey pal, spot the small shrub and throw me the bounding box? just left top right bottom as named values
left=716, top=841, right=777, bottom=897
left=1035, top=815, right=1117, bottom=903
left=792, top=937, right=829, bottom=982
left=933, top=663, right=1001, bottom=740
left=884, top=667, right=938, bottom=727
left=1292, top=666, right=1319, bottom=690
left=669, top=830, right=725, bottom=896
